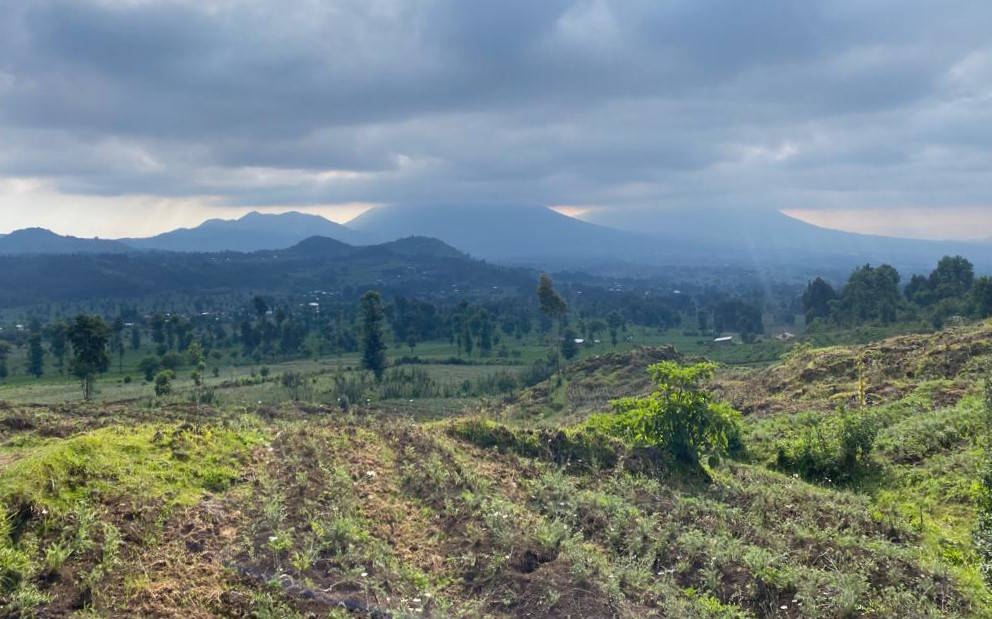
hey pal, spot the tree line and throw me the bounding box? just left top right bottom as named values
left=802, top=256, right=992, bottom=329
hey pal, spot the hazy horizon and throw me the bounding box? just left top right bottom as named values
left=2, top=205, right=991, bottom=245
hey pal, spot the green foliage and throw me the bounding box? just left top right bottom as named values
left=359, top=290, right=387, bottom=380
left=138, top=356, right=160, bottom=382
left=774, top=407, right=877, bottom=483
left=975, top=370, right=992, bottom=586
left=153, top=370, right=174, bottom=396
left=26, top=322, right=43, bottom=378
left=537, top=274, right=567, bottom=322
left=66, top=314, right=111, bottom=400
left=802, top=277, right=837, bottom=324
left=585, top=361, right=741, bottom=467
left=561, top=328, right=579, bottom=360
left=833, top=263, right=902, bottom=325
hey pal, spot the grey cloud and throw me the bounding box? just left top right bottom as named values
left=0, top=0, right=991, bottom=215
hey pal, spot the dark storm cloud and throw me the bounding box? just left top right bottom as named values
left=1, top=0, right=991, bottom=213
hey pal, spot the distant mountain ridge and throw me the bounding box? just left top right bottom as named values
left=348, top=204, right=658, bottom=263
left=4, top=207, right=992, bottom=277
left=121, top=211, right=367, bottom=252
left=0, top=228, right=130, bottom=255
left=580, top=206, right=992, bottom=273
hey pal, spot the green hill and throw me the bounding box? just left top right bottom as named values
left=2, top=323, right=992, bottom=616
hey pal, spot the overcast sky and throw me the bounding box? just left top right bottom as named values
left=1, top=0, right=991, bottom=239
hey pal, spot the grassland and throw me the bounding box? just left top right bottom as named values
left=1, top=322, right=990, bottom=616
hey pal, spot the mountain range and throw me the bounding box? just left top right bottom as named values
left=2, top=206, right=991, bottom=277
left=121, top=210, right=367, bottom=252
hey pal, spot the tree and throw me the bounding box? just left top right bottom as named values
left=130, top=325, right=142, bottom=350
left=138, top=356, right=160, bottom=382
left=537, top=274, right=568, bottom=367
left=111, top=317, right=125, bottom=371
left=0, top=342, right=10, bottom=380
left=253, top=295, right=269, bottom=319
left=587, top=361, right=741, bottom=469
left=713, top=300, right=764, bottom=335
left=359, top=291, right=387, bottom=379
left=607, top=311, right=623, bottom=348
left=537, top=274, right=568, bottom=326
left=150, top=313, right=166, bottom=354
left=904, top=274, right=933, bottom=306
left=972, top=277, right=992, bottom=319
left=929, top=255, right=974, bottom=301
left=66, top=314, right=111, bottom=400
left=27, top=332, right=44, bottom=378
left=586, top=318, right=607, bottom=345
left=561, top=328, right=580, bottom=360
left=47, top=321, right=68, bottom=374
left=154, top=370, right=174, bottom=396
left=801, top=277, right=837, bottom=324
left=834, top=264, right=902, bottom=325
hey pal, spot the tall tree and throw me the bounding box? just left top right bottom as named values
left=537, top=274, right=568, bottom=326
left=973, top=277, right=992, bottom=319
left=929, top=255, right=974, bottom=300
left=537, top=274, right=568, bottom=367
left=359, top=291, right=388, bottom=380
left=607, top=311, right=624, bottom=348
left=0, top=342, right=9, bottom=380
left=111, top=317, right=126, bottom=372
left=67, top=314, right=111, bottom=400
left=801, top=277, right=837, bottom=324
left=47, top=321, right=68, bottom=375
left=26, top=319, right=44, bottom=378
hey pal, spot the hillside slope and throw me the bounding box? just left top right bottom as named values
left=0, top=235, right=532, bottom=306
left=2, top=324, right=992, bottom=616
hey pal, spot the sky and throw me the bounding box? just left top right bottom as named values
left=1, top=0, right=991, bottom=239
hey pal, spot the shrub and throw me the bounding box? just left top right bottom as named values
left=159, top=351, right=182, bottom=371
left=585, top=361, right=741, bottom=468
left=153, top=370, right=175, bottom=396
left=137, top=357, right=160, bottom=382
left=774, top=407, right=877, bottom=482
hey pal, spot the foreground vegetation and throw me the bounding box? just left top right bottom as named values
left=1, top=316, right=992, bottom=616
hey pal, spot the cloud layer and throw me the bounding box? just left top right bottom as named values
left=1, top=0, right=991, bottom=234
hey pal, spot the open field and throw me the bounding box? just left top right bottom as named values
left=1, top=321, right=991, bottom=616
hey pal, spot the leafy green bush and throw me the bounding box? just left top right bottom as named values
left=774, top=407, right=877, bottom=482
left=153, top=370, right=174, bottom=396
left=584, top=361, right=741, bottom=468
